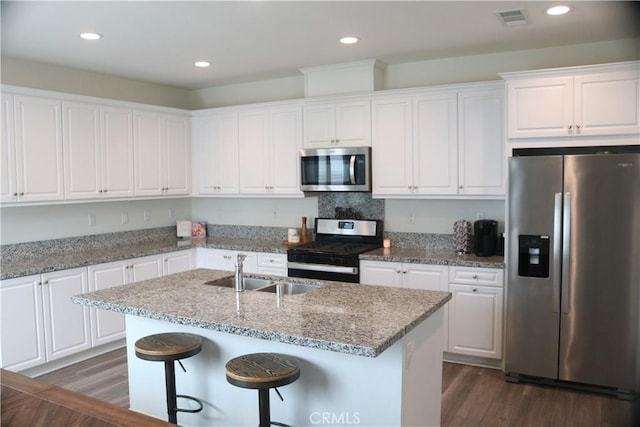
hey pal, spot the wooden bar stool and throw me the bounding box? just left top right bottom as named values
left=225, top=353, right=300, bottom=427
left=135, top=333, right=204, bottom=424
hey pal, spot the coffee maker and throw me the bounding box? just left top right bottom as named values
left=474, top=219, right=498, bottom=257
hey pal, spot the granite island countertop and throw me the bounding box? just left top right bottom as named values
left=71, top=268, right=451, bottom=358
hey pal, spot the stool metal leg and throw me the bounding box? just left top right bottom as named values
left=258, top=388, right=270, bottom=427
left=164, top=360, right=178, bottom=424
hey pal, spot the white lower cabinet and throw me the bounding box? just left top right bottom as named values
left=162, top=250, right=194, bottom=275
left=447, top=266, right=504, bottom=360
left=360, top=260, right=449, bottom=349
left=257, top=252, right=287, bottom=276
left=196, top=248, right=258, bottom=273
left=88, top=255, right=166, bottom=347
left=360, top=260, right=504, bottom=361
left=1, top=268, right=91, bottom=371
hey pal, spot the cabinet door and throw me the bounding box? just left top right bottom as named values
left=359, top=260, right=403, bottom=287
left=413, top=93, right=458, bottom=194
left=128, top=255, right=163, bottom=282
left=270, top=107, right=303, bottom=195
left=506, top=77, right=573, bottom=138
left=63, top=101, right=102, bottom=199
left=303, top=104, right=334, bottom=148
left=193, top=113, right=239, bottom=194
left=134, top=110, right=163, bottom=196
left=163, top=250, right=193, bottom=275
left=404, top=263, right=449, bottom=350
left=102, top=106, right=134, bottom=198
left=14, top=95, right=64, bottom=202
left=1, top=94, right=16, bottom=203
left=88, top=262, right=128, bottom=346
left=574, top=70, right=640, bottom=136
left=448, top=284, right=503, bottom=359
left=238, top=109, right=269, bottom=194
left=164, top=115, right=190, bottom=195
left=0, top=275, right=46, bottom=371
left=458, top=88, right=505, bottom=196
left=371, top=97, right=414, bottom=196
left=41, top=268, right=91, bottom=361
left=335, top=100, right=371, bottom=147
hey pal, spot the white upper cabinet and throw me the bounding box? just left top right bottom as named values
left=457, top=86, right=505, bottom=196
left=238, top=106, right=302, bottom=196
left=413, top=92, right=458, bottom=195
left=303, top=99, right=371, bottom=148
left=2, top=94, right=64, bottom=203
left=372, top=83, right=505, bottom=198
left=63, top=102, right=134, bottom=199
left=192, top=112, right=239, bottom=195
left=504, top=63, right=640, bottom=139
left=134, top=110, right=190, bottom=196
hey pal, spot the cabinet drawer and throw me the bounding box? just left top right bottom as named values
left=449, top=266, right=503, bottom=287
left=257, top=253, right=287, bottom=268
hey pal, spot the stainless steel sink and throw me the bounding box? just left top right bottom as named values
left=257, top=281, right=320, bottom=295
left=203, top=277, right=273, bottom=290
left=203, top=276, right=319, bottom=294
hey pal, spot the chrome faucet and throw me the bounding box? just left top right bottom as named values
left=234, top=254, right=248, bottom=292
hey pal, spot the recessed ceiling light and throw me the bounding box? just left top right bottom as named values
left=547, top=5, right=571, bottom=15
left=80, top=32, right=102, bottom=40
left=194, top=61, right=211, bottom=68
left=340, top=36, right=360, bottom=45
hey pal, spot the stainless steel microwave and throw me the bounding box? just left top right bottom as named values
left=300, top=147, right=371, bottom=192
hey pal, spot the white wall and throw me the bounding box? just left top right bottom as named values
left=0, top=56, right=193, bottom=109
left=385, top=199, right=505, bottom=234
left=0, top=199, right=191, bottom=244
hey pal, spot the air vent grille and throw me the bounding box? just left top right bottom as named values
left=497, top=9, right=527, bottom=26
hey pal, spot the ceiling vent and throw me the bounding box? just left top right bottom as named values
left=497, top=9, right=528, bottom=26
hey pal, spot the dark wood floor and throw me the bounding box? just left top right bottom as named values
left=36, top=348, right=639, bottom=426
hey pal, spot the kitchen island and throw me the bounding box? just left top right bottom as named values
left=72, top=268, right=451, bottom=427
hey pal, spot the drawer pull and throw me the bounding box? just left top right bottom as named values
left=472, top=274, right=478, bottom=279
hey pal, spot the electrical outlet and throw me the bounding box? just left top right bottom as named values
left=409, top=212, right=416, bottom=224
left=143, top=209, right=151, bottom=222
left=88, top=214, right=96, bottom=227
left=476, top=212, right=486, bottom=220
left=168, top=208, right=175, bottom=219
left=121, top=212, right=129, bottom=225
left=273, top=208, right=278, bottom=217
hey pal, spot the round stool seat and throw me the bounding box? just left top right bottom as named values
left=135, top=333, right=202, bottom=362
left=226, top=353, right=300, bottom=390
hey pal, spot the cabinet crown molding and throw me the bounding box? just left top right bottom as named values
left=499, top=60, right=639, bottom=81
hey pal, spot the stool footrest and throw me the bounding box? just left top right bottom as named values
left=175, top=395, right=203, bottom=414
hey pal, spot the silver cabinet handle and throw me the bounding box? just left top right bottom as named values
left=568, top=124, right=573, bottom=130
left=472, top=288, right=478, bottom=292
left=472, top=274, right=478, bottom=279
left=458, top=185, right=464, bottom=189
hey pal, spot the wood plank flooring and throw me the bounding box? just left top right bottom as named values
left=35, top=348, right=639, bottom=426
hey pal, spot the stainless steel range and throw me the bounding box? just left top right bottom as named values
left=287, top=218, right=383, bottom=283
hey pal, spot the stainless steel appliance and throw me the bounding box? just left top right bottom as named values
left=300, top=147, right=371, bottom=192
left=505, top=146, right=640, bottom=399
left=287, top=218, right=383, bottom=283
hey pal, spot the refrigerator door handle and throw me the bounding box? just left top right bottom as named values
left=561, top=192, right=572, bottom=314
left=553, top=192, right=563, bottom=313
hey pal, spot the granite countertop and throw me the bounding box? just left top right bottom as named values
left=1, top=235, right=504, bottom=280
left=0, top=237, right=289, bottom=280
left=360, top=247, right=505, bottom=269
left=71, top=268, right=451, bottom=358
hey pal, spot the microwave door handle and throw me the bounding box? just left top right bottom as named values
left=349, top=155, right=357, bottom=185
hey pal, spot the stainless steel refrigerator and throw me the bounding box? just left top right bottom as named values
left=505, top=148, right=640, bottom=399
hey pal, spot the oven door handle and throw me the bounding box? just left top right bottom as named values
left=288, top=262, right=358, bottom=275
